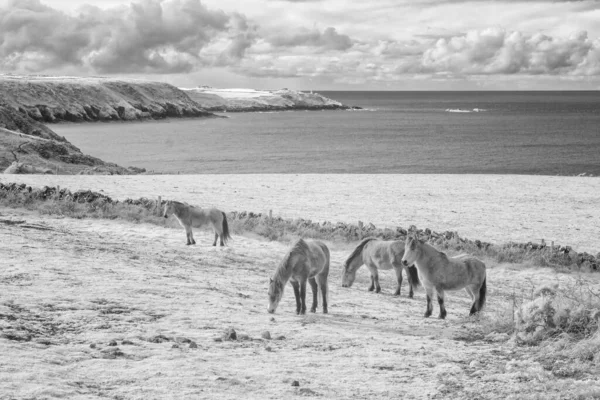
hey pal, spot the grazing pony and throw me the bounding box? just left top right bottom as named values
left=268, top=239, right=330, bottom=315
left=163, top=200, right=231, bottom=246
left=341, top=238, right=420, bottom=298
left=401, top=237, right=486, bottom=319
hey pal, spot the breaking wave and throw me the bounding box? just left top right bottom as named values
left=445, top=108, right=487, bottom=113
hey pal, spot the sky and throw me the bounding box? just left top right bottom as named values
left=1, top=0, right=600, bottom=90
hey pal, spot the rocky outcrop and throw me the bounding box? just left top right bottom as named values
left=0, top=127, right=133, bottom=175
left=0, top=106, right=65, bottom=141
left=0, top=75, right=218, bottom=123
left=3, top=161, right=53, bottom=175
left=182, top=87, right=360, bottom=112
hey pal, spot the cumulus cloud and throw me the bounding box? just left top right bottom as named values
left=419, top=28, right=599, bottom=76
left=0, top=0, right=255, bottom=73
left=235, top=28, right=600, bottom=83
left=1, top=0, right=599, bottom=87
left=267, top=27, right=354, bottom=51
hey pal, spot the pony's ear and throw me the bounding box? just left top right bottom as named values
left=269, top=277, right=273, bottom=284
left=409, top=238, right=417, bottom=250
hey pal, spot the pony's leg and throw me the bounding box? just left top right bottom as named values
left=317, top=273, right=328, bottom=314
left=299, top=280, right=307, bottom=315
left=185, top=227, right=193, bottom=245
left=405, top=266, right=415, bottom=299
left=290, top=281, right=302, bottom=314
left=374, top=273, right=381, bottom=294
left=212, top=222, right=225, bottom=246
left=366, top=264, right=381, bottom=293
left=393, top=266, right=403, bottom=296
left=468, top=285, right=480, bottom=315
left=309, top=278, right=318, bottom=313
left=424, top=286, right=434, bottom=318
left=436, top=288, right=447, bottom=319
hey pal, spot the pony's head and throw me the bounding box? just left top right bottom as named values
left=402, top=236, right=422, bottom=266
left=341, top=238, right=373, bottom=288
left=341, top=255, right=360, bottom=288
left=162, top=201, right=174, bottom=219
left=267, top=277, right=284, bottom=313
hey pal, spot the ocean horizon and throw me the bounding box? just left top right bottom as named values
left=54, top=90, right=600, bottom=176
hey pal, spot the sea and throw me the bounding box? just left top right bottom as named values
left=53, top=91, right=600, bottom=175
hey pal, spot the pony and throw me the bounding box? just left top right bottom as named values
left=268, top=239, right=330, bottom=315
left=341, top=238, right=420, bottom=298
left=163, top=200, right=231, bottom=246
left=401, top=236, right=486, bottom=319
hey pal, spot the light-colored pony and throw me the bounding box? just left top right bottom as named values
left=163, top=200, right=231, bottom=246
left=268, top=238, right=330, bottom=315
left=341, top=238, right=420, bottom=297
left=401, top=237, right=486, bottom=319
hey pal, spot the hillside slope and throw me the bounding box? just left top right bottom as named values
left=183, top=87, right=358, bottom=112
left=0, top=128, right=132, bottom=175
left=2, top=209, right=599, bottom=399
left=0, top=75, right=217, bottom=123
left=0, top=106, right=65, bottom=141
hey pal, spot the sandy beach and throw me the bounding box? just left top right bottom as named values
left=1, top=174, right=598, bottom=253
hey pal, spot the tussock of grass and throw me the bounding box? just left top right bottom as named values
left=477, top=276, right=600, bottom=375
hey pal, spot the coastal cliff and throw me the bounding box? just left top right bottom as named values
left=0, top=75, right=217, bottom=123
left=0, top=127, right=133, bottom=175
left=0, top=75, right=356, bottom=174
left=182, top=87, right=358, bottom=112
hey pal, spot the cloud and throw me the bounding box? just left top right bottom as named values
left=0, top=0, right=255, bottom=74
left=419, top=28, right=599, bottom=76
left=1, top=0, right=599, bottom=88
left=234, top=28, right=600, bottom=83
left=267, top=27, right=353, bottom=51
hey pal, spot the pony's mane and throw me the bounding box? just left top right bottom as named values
left=171, top=200, right=196, bottom=209
left=273, top=239, right=310, bottom=282
left=420, top=240, right=449, bottom=261
left=344, top=237, right=377, bottom=267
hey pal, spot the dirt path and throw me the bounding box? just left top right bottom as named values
left=1, top=209, right=599, bottom=399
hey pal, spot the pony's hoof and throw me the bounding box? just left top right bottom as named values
left=310, top=308, right=316, bottom=313
left=438, top=314, right=447, bottom=320
left=323, top=309, right=328, bottom=314
left=424, top=312, right=432, bottom=318
left=393, top=291, right=400, bottom=296
left=186, top=243, right=192, bottom=246
left=409, top=293, right=414, bottom=299
left=375, top=288, right=382, bottom=294
left=368, top=287, right=374, bottom=292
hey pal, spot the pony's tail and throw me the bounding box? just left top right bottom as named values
left=478, top=277, right=487, bottom=311
left=407, top=265, right=420, bottom=288
left=221, top=212, right=232, bottom=244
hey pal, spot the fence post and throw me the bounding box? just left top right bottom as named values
left=551, top=241, right=555, bottom=252
left=157, top=196, right=162, bottom=216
